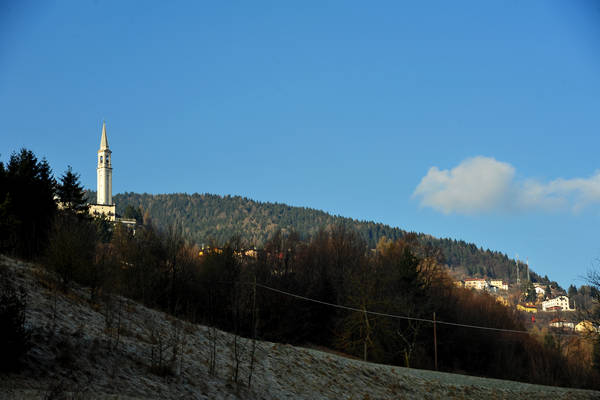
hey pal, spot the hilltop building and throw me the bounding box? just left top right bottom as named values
left=533, top=285, right=546, bottom=298
left=549, top=318, right=574, bottom=330
left=89, top=122, right=117, bottom=220
left=542, top=296, right=572, bottom=312
left=463, top=278, right=488, bottom=291
left=459, top=278, right=508, bottom=292
left=516, top=303, right=537, bottom=313
left=88, top=122, right=135, bottom=228
left=489, top=279, right=508, bottom=291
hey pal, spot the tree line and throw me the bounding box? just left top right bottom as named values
left=49, top=218, right=600, bottom=388
left=112, top=192, right=550, bottom=286
left=0, top=149, right=91, bottom=259
left=0, top=149, right=91, bottom=371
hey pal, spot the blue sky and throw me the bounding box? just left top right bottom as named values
left=2, top=1, right=600, bottom=288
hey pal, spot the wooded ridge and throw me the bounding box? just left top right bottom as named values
left=111, top=191, right=549, bottom=286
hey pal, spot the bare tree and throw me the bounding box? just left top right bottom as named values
left=585, top=269, right=600, bottom=372
left=208, top=325, right=218, bottom=376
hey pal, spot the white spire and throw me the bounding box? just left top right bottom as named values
left=100, top=121, right=109, bottom=149
left=97, top=121, right=112, bottom=205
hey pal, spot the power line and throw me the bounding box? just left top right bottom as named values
left=253, top=282, right=588, bottom=338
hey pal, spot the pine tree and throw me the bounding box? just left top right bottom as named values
left=0, top=162, right=20, bottom=252
left=545, top=285, right=552, bottom=299
left=4, top=149, right=57, bottom=257
left=123, top=204, right=143, bottom=223
left=57, top=166, right=89, bottom=215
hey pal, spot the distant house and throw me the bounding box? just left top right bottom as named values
left=464, top=278, right=488, bottom=291
left=489, top=279, right=508, bottom=291
left=460, top=278, right=509, bottom=293
left=575, top=321, right=599, bottom=334
left=198, top=247, right=260, bottom=261
left=549, top=318, right=574, bottom=330
left=243, top=248, right=259, bottom=258
left=198, top=246, right=223, bottom=256
left=534, top=286, right=546, bottom=298
left=517, top=303, right=537, bottom=313
left=542, top=296, right=572, bottom=312
left=495, top=296, right=509, bottom=306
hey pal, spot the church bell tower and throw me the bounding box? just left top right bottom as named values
left=97, top=122, right=113, bottom=205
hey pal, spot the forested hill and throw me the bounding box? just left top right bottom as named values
left=112, top=192, right=546, bottom=284
left=113, top=192, right=404, bottom=246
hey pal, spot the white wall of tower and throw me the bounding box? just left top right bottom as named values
left=96, top=124, right=113, bottom=206
left=97, top=165, right=112, bottom=205
left=97, top=167, right=105, bottom=204
left=107, top=167, right=112, bottom=205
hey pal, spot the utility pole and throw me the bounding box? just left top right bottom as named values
left=363, top=307, right=371, bottom=362
left=248, top=275, right=258, bottom=387
left=516, top=255, right=520, bottom=286
left=433, top=312, right=438, bottom=371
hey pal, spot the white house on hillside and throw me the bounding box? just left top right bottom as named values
left=542, top=296, right=572, bottom=312
left=464, top=278, right=488, bottom=291
left=489, top=279, right=508, bottom=291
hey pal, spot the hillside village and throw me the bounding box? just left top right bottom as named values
left=207, top=246, right=600, bottom=335
left=454, top=277, right=599, bottom=334
left=196, top=239, right=600, bottom=336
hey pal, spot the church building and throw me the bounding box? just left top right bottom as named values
left=89, top=122, right=117, bottom=221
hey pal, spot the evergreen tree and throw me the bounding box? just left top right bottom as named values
left=123, top=204, right=143, bottom=224
left=0, top=161, right=19, bottom=252
left=545, top=285, right=552, bottom=299
left=522, top=281, right=536, bottom=302
left=3, top=149, right=56, bottom=257
left=567, top=284, right=578, bottom=298
left=57, top=166, right=89, bottom=215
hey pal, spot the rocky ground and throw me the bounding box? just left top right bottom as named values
left=1, top=255, right=599, bottom=399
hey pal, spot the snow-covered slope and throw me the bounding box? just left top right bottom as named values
left=0, top=255, right=598, bottom=400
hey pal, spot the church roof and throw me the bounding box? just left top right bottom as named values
left=100, top=122, right=109, bottom=149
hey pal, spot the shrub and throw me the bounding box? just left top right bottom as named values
left=44, top=213, right=97, bottom=291
left=0, top=269, right=31, bottom=372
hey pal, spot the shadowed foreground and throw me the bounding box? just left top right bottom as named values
left=0, top=256, right=598, bottom=400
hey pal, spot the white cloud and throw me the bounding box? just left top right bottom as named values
left=521, top=173, right=600, bottom=212
left=413, top=156, right=600, bottom=215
